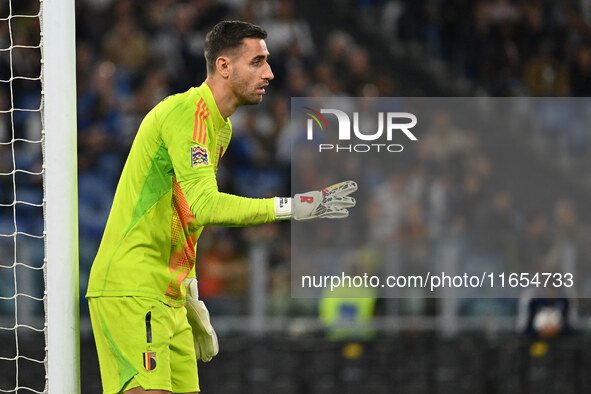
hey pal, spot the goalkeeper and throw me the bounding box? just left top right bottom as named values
left=86, top=20, right=356, bottom=394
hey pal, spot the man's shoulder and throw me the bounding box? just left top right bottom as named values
left=153, top=87, right=201, bottom=123
left=157, top=87, right=199, bottom=110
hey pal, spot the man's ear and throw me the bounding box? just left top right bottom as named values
left=216, top=56, right=230, bottom=78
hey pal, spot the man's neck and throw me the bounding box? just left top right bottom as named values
left=204, top=77, right=238, bottom=119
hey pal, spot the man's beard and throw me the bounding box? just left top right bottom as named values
left=236, top=88, right=262, bottom=106
left=231, top=74, right=262, bottom=105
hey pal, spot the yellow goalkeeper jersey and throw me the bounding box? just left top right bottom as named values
left=86, top=82, right=275, bottom=307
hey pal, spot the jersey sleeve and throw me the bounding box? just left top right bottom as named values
left=159, top=103, right=276, bottom=227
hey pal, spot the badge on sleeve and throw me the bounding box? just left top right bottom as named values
left=191, top=145, right=209, bottom=167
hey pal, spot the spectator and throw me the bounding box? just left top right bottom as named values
left=517, top=287, right=576, bottom=340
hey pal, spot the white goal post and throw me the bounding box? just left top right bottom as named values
left=41, top=0, right=80, bottom=392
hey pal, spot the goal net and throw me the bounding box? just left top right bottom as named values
left=0, top=0, right=79, bottom=392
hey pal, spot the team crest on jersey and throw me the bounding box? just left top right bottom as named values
left=143, top=351, right=157, bottom=371
left=191, top=145, right=209, bottom=167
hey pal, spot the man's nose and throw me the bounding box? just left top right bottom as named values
left=263, top=63, right=274, bottom=81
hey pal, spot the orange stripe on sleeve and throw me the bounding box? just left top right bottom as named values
left=198, top=109, right=210, bottom=145
left=199, top=114, right=205, bottom=144
left=193, top=99, right=205, bottom=141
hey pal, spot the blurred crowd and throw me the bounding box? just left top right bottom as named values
left=373, top=0, right=591, bottom=96
left=1, top=0, right=591, bottom=329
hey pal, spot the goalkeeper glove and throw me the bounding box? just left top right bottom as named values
left=274, top=180, right=357, bottom=221
left=183, top=278, right=219, bottom=362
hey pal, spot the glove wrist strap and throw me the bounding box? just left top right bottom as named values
left=274, top=197, right=292, bottom=221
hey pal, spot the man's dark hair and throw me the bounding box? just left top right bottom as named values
left=204, top=21, right=267, bottom=74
